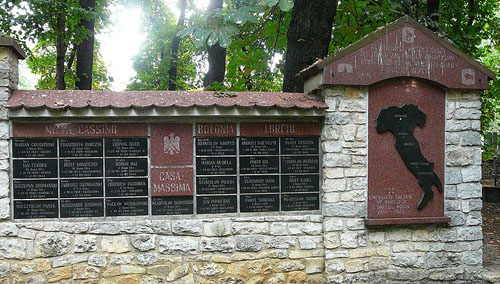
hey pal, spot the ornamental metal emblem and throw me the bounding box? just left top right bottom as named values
left=163, top=132, right=180, bottom=155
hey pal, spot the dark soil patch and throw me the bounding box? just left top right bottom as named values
left=483, top=201, right=500, bottom=264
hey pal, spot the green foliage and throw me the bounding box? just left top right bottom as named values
left=0, top=0, right=112, bottom=89
left=126, top=0, right=202, bottom=90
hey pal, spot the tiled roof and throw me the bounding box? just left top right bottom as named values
left=6, top=90, right=328, bottom=110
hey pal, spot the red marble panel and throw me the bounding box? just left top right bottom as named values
left=240, top=122, right=320, bottom=137
left=151, top=168, right=193, bottom=197
left=322, top=23, right=489, bottom=90
left=367, top=78, right=447, bottom=225
left=12, top=123, right=147, bottom=138
left=195, top=123, right=236, bottom=137
left=151, top=123, right=193, bottom=166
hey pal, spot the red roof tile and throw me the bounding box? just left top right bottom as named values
left=6, top=90, right=328, bottom=110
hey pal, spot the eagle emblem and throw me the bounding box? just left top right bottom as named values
left=163, top=132, right=180, bottom=155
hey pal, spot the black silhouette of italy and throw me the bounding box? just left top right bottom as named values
left=376, top=104, right=443, bottom=210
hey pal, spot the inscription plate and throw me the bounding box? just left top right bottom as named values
left=281, top=175, right=320, bottom=192
left=106, top=198, right=148, bottom=216
left=13, top=159, right=58, bottom=179
left=106, top=178, right=148, bottom=197
left=196, top=123, right=236, bottom=137
left=105, top=158, right=148, bottom=177
left=13, top=180, right=58, bottom=199
left=281, top=193, right=319, bottom=211
left=240, top=156, right=279, bottom=174
left=59, top=138, right=103, bottom=157
left=13, top=139, right=57, bottom=158
left=196, top=137, right=236, bottom=156
left=60, top=159, right=103, bottom=178
left=280, top=137, right=319, bottom=155
left=196, top=176, right=237, bottom=195
left=13, top=123, right=148, bottom=138
left=60, top=179, right=103, bottom=198
left=60, top=199, right=104, bottom=218
left=239, top=137, right=279, bottom=155
left=240, top=122, right=321, bottom=136
left=281, top=156, right=319, bottom=174
left=152, top=196, right=193, bottom=215
left=151, top=168, right=193, bottom=197
left=197, top=195, right=237, bottom=214
left=105, top=138, right=147, bottom=157
left=196, top=157, right=237, bottom=175
left=240, top=194, right=279, bottom=212
left=240, top=175, right=279, bottom=193
left=14, top=200, right=59, bottom=219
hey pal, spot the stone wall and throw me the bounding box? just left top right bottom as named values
left=321, top=86, right=483, bottom=283
left=0, top=46, right=18, bottom=220
left=0, top=216, right=326, bottom=283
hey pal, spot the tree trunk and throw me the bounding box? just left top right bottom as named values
left=203, top=0, right=226, bottom=87
left=76, top=0, right=96, bottom=90
left=467, top=0, right=475, bottom=27
left=55, top=10, right=66, bottom=90
left=426, top=0, right=440, bottom=31
left=168, top=0, right=187, bottom=91
left=282, top=0, right=337, bottom=93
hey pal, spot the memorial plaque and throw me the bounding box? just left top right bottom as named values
left=281, top=193, right=319, bottom=211
left=60, top=199, right=104, bottom=218
left=240, top=156, right=279, bottom=174
left=197, top=195, right=237, bottom=214
left=152, top=196, right=193, bottom=215
left=151, top=123, right=193, bottom=166
left=105, top=138, right=148, bottom=157
left=60, top=159, right=102, bottom=178
left=59, top=138, right=103, bottom=157
left=280, top=137, right=319, bottom=155
left=281, top=156, right=319, bottom=174
left=281, top=175, right=320, bottom=192
left=196, top=123, right=236, bottom=137
left=13, top=139, right=57, bottom=158
left=14, top=200, right=59, bottom=219
left=240, top=175, right=279, bottom=193
left=367, top=78, right=447, bottom=225
left=196, top=157, right=237, bottom=175
left=106, top=178, right=148, bottom=197
left=151, top=168, right=193, bottom=196
left=196, top=176, right=237, bottom=195
left=13, top=180, right=58, bottom=199
left=60, top=179, right=103, bottom=198
left=13, top=159, right=58, bottom=178
left=239, top=137, right=279, bottom=155
left=13, top=123, right=148, bottom=138
left=196, top=137, right=236, bottom=156
left=106, top=198, right=148, bottom=216
left=240, top=122, right=320, bottom=137
left=105, top=158, right=148, bottom=177
left=240, top=194, right=279, bottom=212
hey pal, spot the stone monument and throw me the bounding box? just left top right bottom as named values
left=0, top=16, right=495, bottom=283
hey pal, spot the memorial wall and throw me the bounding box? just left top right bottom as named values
left=11, top=122, right=321, bottom=219
left=0, top=16, right=495, bottom=283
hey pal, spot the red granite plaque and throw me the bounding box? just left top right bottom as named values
left=13, top=123, right=147, bottom=138
left=367, top=78, right=449, bottom=225
left=240, top=122, right=320, bottom=137
left=151, top=168, right=193, bottom=197
left=322, top=22, right=489, bottom=90
left=151, top=124, right=193, bottom=166
left=196, top=123, right=236, bottom=137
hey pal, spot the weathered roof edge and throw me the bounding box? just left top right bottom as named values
left=0, top=35, right=27, bottom=59
left=298, top=15, right=496, bottom=80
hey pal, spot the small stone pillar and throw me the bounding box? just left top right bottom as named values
left=0, top=36, right=25, bottom=219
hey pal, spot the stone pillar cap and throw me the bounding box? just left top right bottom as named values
left=0, top=35, right=26, bottom=59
